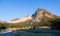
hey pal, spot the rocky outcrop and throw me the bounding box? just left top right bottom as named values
left=9, top=14, right=32, bottom=23
left=32, top=8, right=44, bottom=22
left=9, top=8, right=58, bottom=23
left=32, top=8, right=57, bottom=22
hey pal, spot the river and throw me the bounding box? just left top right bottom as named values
left=0, top=28, right=60, bottom=36
left=0, top=32, right=12, bottom=36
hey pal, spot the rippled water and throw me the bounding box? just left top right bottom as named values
left=0, top=32, right=12, bottom=36
left=0, top=32, right=60, bottom=36
left=13, top=30, right=60, bottom=36
left=0, top=28, right=60, bottom=36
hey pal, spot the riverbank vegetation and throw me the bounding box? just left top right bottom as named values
left=0, top=18, right=60, bottom=30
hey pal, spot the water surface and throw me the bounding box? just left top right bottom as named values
left=0, top=28, right=60, bottom=36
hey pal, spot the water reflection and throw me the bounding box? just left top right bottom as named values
left=0, top=32, right=12, bottom=36
left=13, top=28, right=60, bottom=36
left=12, top=32, right=60, bottom=36
left=0, top=28, right=60, bottom=36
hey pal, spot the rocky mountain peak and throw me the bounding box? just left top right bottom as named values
left=32, top=8, right=57, bottom=22
left=32, top=8, right=45, bottom=22
left=36, top=8, right=45, bottom=12
left=9, top=8, right=58, bottom=23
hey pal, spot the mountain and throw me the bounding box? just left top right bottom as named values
left=32, top=8, right=57, bottom=22
left=0, top=20, right=8, bottom=23
left=9, top=14, right=32, bottom=23
left=9, top=8, right=58, bottom=23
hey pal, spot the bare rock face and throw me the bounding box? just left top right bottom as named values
left=9, top=14, right=32, bottom=23
left=32, top=8, right=45, bottom=22
left=9, top=8, right=58, bottom=23
left=32, top=8, right=57, bottom=22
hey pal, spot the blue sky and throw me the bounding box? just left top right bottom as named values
left=0, top=0, right=60, bottom=21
